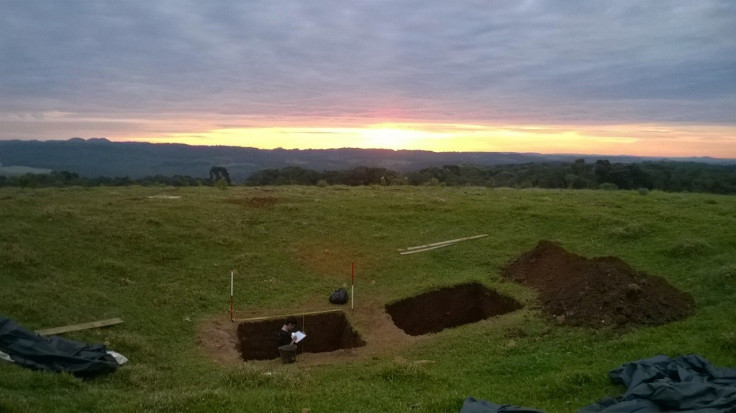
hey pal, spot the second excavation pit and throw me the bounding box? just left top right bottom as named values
left=385, top=282, right=522, bottom=336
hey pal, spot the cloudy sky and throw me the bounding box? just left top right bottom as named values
left=1, top=1, right=735, bottom=156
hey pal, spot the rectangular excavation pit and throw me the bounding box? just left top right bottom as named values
left=385, top=282, right=522, bottom=336
left=236, top=310, right=366, bottom=361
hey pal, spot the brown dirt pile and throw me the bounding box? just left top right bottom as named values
left=504, top=240, right=695, bottom=328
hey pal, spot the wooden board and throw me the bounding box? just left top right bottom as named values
left=36, top=318, right=124, bottom=336
left=399, top=243, right=455, bottom=255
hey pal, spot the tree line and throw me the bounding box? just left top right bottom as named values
left=0, top=170, right=221, bottom=189
left=0, top=166, right=237, bottom=189
left=2, top=160, right=736, bottom=194
left=245, top=160, right=736, bottom=194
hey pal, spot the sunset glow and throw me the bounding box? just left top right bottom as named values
left=121, top=122, right=736, bottom=158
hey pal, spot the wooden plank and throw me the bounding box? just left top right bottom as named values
left=398, top=234, right=488, bottom=251
left=36, top=318, right=124, bottom=336
left=399, top=243, right=456, bottom=255
left=398, top=234, right=488, bottom=254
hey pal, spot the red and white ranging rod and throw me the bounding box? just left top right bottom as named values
left=351, top=261, right=355, bottom=310
left=229, top=270, right=234, bottom=322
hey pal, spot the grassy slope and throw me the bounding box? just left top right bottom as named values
left=1, top=186, right=735, bottom=412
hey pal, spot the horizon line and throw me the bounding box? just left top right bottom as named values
left=2, top=137, right=735, bottom=161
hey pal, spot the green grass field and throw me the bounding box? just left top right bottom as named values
left=1, top=185, right=735, bottom=412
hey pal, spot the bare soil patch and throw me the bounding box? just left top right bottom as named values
left=197, top=283, right=522, bottom=365
left=196, top=296, right=433, bottom=366
left=385, top=282, right=522, bottom=336
left=195, top=317, right=242, bottom=365
left=504, top=240, right=695, bottom=328
left=226, top=196, right=278, bottom=209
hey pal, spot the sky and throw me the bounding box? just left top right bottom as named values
left=1, top=1, right=735, bottom=157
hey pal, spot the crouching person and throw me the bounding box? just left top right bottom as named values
left=277, top=316, right=298, bottom=363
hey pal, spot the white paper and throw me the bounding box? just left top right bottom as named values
left=292, top=331, right=306, bottom=343
left=106, top=350, right=128, bottom=365
left=0, top=350, right=14, bottom=363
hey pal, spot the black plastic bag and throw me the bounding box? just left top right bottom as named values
left=329, top=288, right=349, bottom=304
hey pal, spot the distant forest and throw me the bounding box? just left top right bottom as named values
left=2, top=159, right=736, bottom=194
left=0, top=171, right=208, bottom=188
left=245, top=160, right=736, bottom=193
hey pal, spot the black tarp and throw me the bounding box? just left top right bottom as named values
left=579, top=354, right=736, bottom=412
left=0, top=315, right=119, bottom=378
left=460, top=397, right=545, bottom=413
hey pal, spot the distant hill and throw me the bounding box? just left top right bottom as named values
left=1, top=138, right=733, bottom=182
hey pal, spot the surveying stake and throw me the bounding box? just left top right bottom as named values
left=229, top=270, right=234, bottom=322
left=351, top=261, right=355, bottom=310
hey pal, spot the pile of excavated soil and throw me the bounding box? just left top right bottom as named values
left=504, top=240, right=695, bottom=328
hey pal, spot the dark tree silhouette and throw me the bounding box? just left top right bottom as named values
left=209, top=166, right=231, bottom=185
